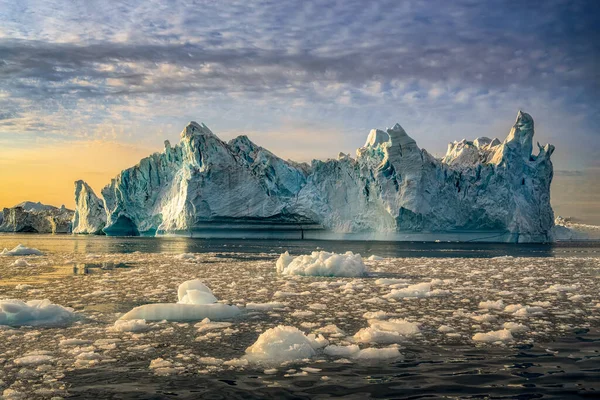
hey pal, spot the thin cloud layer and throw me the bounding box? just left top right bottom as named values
left=0, top=0, right=598, bottom=211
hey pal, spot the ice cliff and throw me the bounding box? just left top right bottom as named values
left=0, top=202, right=74, bottom=233
left=72, top=112, right=555, bottom=242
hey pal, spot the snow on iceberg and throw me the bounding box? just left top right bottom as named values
left=0, top=244, right=44, bottom=256
left=276, top=251, right=368, bottom=277
left=244, top=325, right=328, bottom=364
left=119, top=279, right=240, bottom=321
left=0, top=299, right=75, bottom=326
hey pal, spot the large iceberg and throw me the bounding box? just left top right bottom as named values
left=0, top=202, right=74, bottom=233
left=72, top=180, right=107, bottom=234
left=73, top=112, right=555, bottom=242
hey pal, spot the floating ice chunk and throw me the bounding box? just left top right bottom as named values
left=543, top=284, right=578, bottom=293
left=437, top=325, right=455, bottom=333
left=503, top=322, right=528, bottom=333
left=177, top=279, right=218, bottom=305
left=375, top=278, right=408, bottom=286
left=59, top=339, right=92, bottom=347
left=0, top=244, right=43, bottom=256
left=120, top=279, right=240, bottom=322
left=354, top=319, right=420, bottom=344
left=504, top=304, right=545, bottom=316
left=113, top=319, right=150, bottom=332
left=472, top=329, right=514, bottom=343
left=120, top=303, right=240, bottom=321
left=244, top=325, right=328, bottom=364
left=149, top=358, right=176, bottom=375
left=10, top=258, right=32, bottom=267
left=479, top=300, right=504, bottom=310
left=324, top=344, right=360, bottom=357
left=195, top=318, right=232, bottom=333
left=367, top=255, right=384, bottom=261
left=355, top=345, right=402, bottom=360
left=13, top=355, right=54, bottom=366
left=315, top=324, right=346, bottom=335
left=0, top=299, right=74, bottom=326
left=276, top=251, right=368, bottom=277
left=246, top=302, right=285, bottom=311
left=384, top=282, right=447, bottom=299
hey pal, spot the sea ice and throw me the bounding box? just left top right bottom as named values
left=354, top=319, right=420, bottom=344
left=0, top=299, right=74, bottom=326
left=119, top=280, right=240, bottom=321
left=244, top=325, right=328, bottom=364
left=0, top=244, right=43, bottom=256
left=276, top=251, right=368, bottom=277
left=112, top=319, right=150, bottom=332
left=472, top=329, right=514, bottom=343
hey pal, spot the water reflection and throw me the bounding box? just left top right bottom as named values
left=1, top=233, right=599, bottom=258
left=73, top=262, right=130, bottom=275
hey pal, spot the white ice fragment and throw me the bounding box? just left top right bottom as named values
left=472, top=329, right=514, bottom=343
left=355, top=346, right=402, bottom=360
left=13, top=355, right=54, bottom=366
left=120, top=303, right=240, bottom=321
left=324, top=344, right=360, bottom=358
left=354, top=319, right=420, bottom=344
left=244, top=325, right=328, bottom=364
left=0, top=299, right=74, bottom=326
left=478, top=300, right=504, bottom=310
left=0, top=244, right=44, bottom=256
left=246, top=302, right=285, bottom=311
left=113, top=319, right=150, bottom=332
left=177, top=279, right=218, bottom=305
left=276, top=251, right=368, bottom=277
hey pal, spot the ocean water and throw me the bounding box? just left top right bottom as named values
left=0, top=234, right=599, bottom=399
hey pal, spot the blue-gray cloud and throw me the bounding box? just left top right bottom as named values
left=0, top=0, right=598, bottom=164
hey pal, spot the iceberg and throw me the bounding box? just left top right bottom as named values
left=119, top=279, right=240, bottom=321
left=72, top=180, right=106, bottom=234
left=276, top=251, right=368, bottom=277
left=0, top=299, right=75, bottom=326
left=0, top=202, right=73, bottom=233
left=73, top=112, right=555, bottom=242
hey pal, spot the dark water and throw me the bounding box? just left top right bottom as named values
left=2, top=234, right=600, bottom=399
left=66, top=330, right=600, bottom=399
left=1, top=233, right=599, bottom=258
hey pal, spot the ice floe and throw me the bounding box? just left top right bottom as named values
left=0, top=299, right=74, bottom=326
left=276, top=251, right=368, bottom=277
left=0, top=244, right=43, bottom=256
left=244, top=325, right=328, bottom=364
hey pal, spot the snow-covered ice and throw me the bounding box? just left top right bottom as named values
left=244, top=325, right=328, bottom=364
left=276, top=251, right=368, bottom=277
left=0, top=244, right=43, bottom=256
left=0, top=299, right=74, bottom=326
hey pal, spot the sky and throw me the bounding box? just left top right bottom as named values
left=0, top=0, right=599, bottom=222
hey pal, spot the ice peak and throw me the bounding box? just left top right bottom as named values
left=387, top=123, right=417, bottom=147
left=364, top=129, right=390, bottom=148
left=505, top=110, right=534, bottom=157
left=181, top=121, right=215, bottom=139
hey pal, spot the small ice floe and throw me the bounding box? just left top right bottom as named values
left=13, top=354, right=54, bottom=366
left=112, top=319, right=150, bottom=333
left=0, top=299, right=74, bottom=326
left=354, top=319, right=420, bottom=344
left=10, top=258, right=32, bottom=267
left=0, top=244, right=44, bottom=256
left=149, top=358, right=177, bottom=375
left=367, top=255, right=384, bottom=261
left=245, top=302, right=285, bottom=311
left=323, top=344, right=402, bottom=360
left=384, top=282, right=448, bottom=299
left=502, top=322, right=529, bottom=333
left=276, top=251, right=368, bottom=277
left=244, top=325, right=328, bottom=364
left=119, top=279, right=240, bottom=321
left=175, top=253, right=196, bottom=261
left=478, top=300, right=504, bottom=310
left=503, top=304, right=545, bottom=316
left=472, top=329, right=514, bottom=343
